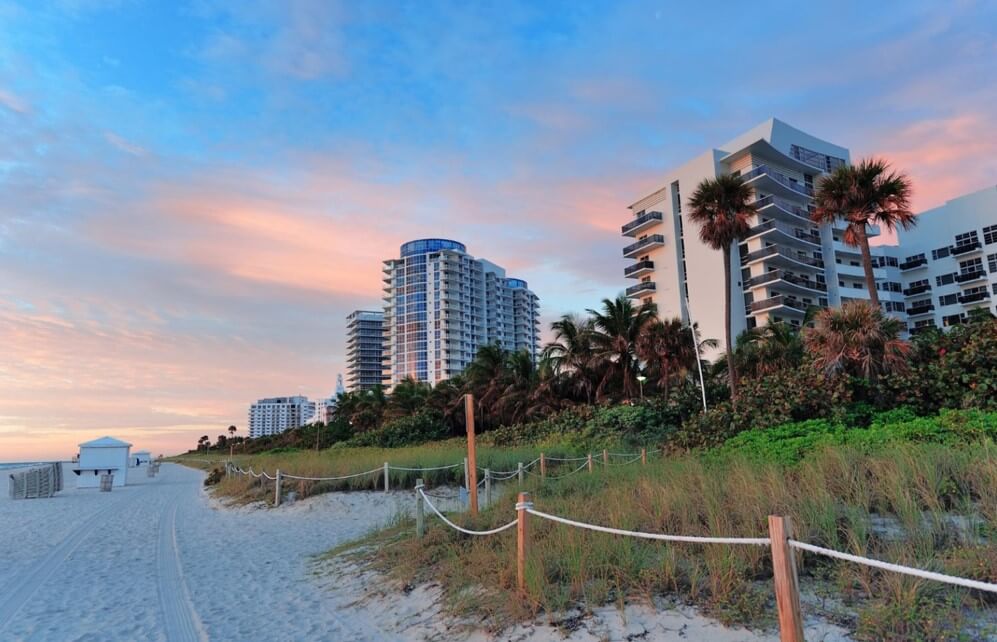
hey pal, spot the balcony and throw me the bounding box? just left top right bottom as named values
left=909, top=324, right=938, bottom=336
left=899, top=256, right=928, bottom=270
left=741, top=245, right=824, bottom=270
left=950, top=240, right=982, bottom=256
left=958, top=291, right=990, bottom=304
left=753, top=195, right=813, bottom=226
left=623, top=234, right=665, bottom=258
left=902, top=283, right=932, bottom=297
left=746, top=219, right=822, bottom=248
left=747, top=295, right=807, bottom=315
left=739, top=164, right=815, bottom=199
left=621, top=211, right=663, bottom=237
left=624, top=260, right=655, bottom=279
left=743, top=269, right=826, bottom=293
left=625, top=281, right=656, bottom=298
left=955, top=269, right=986, bottom=284
left=907, top=303, right=935, bottom=316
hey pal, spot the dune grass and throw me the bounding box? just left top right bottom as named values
left=342, top=442, right=997, bottom=640
left=173, top=440, right=605, bottom=502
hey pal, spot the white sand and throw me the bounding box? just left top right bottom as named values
left=0, top=463, right=852, bottom=641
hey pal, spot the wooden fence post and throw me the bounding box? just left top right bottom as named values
left=415, top=479, right=424, bottom=538
left=517, top=462, right=524, bottom=486
left=769, top=515, right=805, bottom=642
left=603, top=449, right=608, bottom=467
left=463, top=457, right=469, bottom=490
left=484, top=468, right=492, bottom=507
left=641, top=448, right=647, bottom=465
left=466, top=394, right=479, bottom=516
left=274, top=469, right=282, bottom=507
left=539, top=453, right=546, bottom=478
left=383, top=462, right=390, bottom=493
left=587, top=454, right=593, bottom=473
left=517, top=491, right=530, bottom=593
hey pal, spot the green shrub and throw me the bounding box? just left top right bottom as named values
left=348, top=410, right=449, bottom=448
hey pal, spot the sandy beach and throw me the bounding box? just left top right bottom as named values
left=0, top=463, right=851, bottom=641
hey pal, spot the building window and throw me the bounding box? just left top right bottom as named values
left=988, top=253, right=997, bottom=273
left=955, top=230, right=980, bottom=246
left=939, top=294, right=958, bottom=306
left=984, top=224, right=997, bottom=245
left=960, top=257, right=983, bottom=273
left=932, top=247, right=950, bottom=260
left=936, top=273, right=956, bottom=286
left=943, top=314, right=963, bottom=327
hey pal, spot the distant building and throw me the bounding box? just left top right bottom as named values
left=345, top=310, right=385, bottom=392
left=382, top=239, right=540, bottom=387
left=248, top=396, right=315, bottom=438
left=335, top=373, right=346, bottom=397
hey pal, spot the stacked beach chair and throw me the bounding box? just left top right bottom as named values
left=8, top=463, right=63, bottom=500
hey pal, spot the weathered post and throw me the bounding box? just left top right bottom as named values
left=415, top=479, right=425, bottom=538
left=274, top=469, right=282, bottom=507
left=587, top=453, right=593, bottom=473
left=641, top=448, right=647, bottom=465
left=539, top=453, right=546, bottom=478
left=463, top=457, right=469, bottom=490
left=383, top=462, right=390, bottom=493
left=517, top=462, right=524, bottom=486
left=484, top=468, right=492, bottom=507
left=768, top=515, right=805, bottom=642
left=517, top=491, right=531, bottom=593
left=602, top=449, right=608, bottom=467
left=466, top=394, right=479, bottom=516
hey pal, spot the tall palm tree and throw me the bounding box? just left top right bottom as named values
left=463, top=343, right=509, bottom=423
left=812, top=158, right=914, bottom=307
left=385, top=377, right=431, bottom=419
left=687, top=174, right=756, bottom=398
left=542, top=314, right=596, bottom=404
left=803, top=300, right=910, bottom=381
left=497, top=350, right=539, bottom=424
left=587, top=295, right=656, bottom=401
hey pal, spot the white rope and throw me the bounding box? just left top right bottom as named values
left=789, top=540, right=997, bottom=593
left=282, top=467, right=384, bottom=481
left=418, top=489, right=517, bottom=536
left=526, top=508, right=771, bottom=546
left=489, top=470, right=520, bottom=481
left=545, top=456, right=588, bottom=462
left=389, top=463, right=463, bottom=472
left=606, top=454, right=644, bottom=467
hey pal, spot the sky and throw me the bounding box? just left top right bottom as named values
left=1, top=1, right=995, bottom=460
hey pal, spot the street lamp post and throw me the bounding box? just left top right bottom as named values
left=636, top=375, right=647, bottom=402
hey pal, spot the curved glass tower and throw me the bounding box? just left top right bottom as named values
left=382, top=239, right=539, bottom=386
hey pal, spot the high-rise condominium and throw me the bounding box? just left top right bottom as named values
left=247, top=396, right=316, bottom=438
left=382, top=239, right=539, bottom=387
left=620, top=118, right=995, bottom=354
left=345, top=310, right=385, bottom=391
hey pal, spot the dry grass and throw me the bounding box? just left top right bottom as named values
left=344, top=443, right=997, bottom=639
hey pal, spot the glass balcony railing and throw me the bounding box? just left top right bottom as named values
left=623, top=234, right=665, bottom=257
left=950, top=241, right=982, bottom=256
left=907, top=303, right=935, bottom=316
left=621, top=211, right=663, bottom=236
left=955, top=269, right=986, bottom=283
left=747, top=295, right=808, bottom=314
left=958, top=290, right=990, bottom=304
left=902, top=283, right=932, bottom=297
left=739, top=164, right=814, bottom=197
left=741, top=245, right=824, bottom=268
left=753, top=195, right=812, bottom=221
left=899, top=256, right=927, bottom=270
left=625, top=281, right=656, bottom=297
left=624, top=260, right=654, bottom=277
left=743, top=269, right=826, bottom=292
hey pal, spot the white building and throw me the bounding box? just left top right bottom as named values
left=621, top=118, right=989, bottom=354
left=247, top=396, right=316, bottom=438
left=132, top=450, right=152, bottom=466
left=75, top=436, right=131, bottom=488
left=893, top=186, right=997, bottom=333
left=345, top=310, right=385, bottom=391
left=382, top=239, right=540, bottom=387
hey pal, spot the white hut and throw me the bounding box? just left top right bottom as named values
left=132, top=451, right=152, bottom=467
left=75, top=436, right=131, bottom=488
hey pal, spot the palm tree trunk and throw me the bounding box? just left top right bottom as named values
left=723, top=250, right=738, bottom=400
left=855, top=225, right=880, bottom=308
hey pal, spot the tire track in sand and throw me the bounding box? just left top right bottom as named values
left=157, top=487, right=207, bottom=642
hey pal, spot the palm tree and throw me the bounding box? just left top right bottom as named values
left=636, top=317, right=712, bottom=398
left=542, top=314, right=596, bottom=403
left=463, top=343, right=510, bottom=424
left=687, top=174, right=756, bottom=398
left=497, top=350, right=539, bottom=424
left=803, top=300, right=910, bottom=381
left=734, top=322, right=804, bottom=378
left=587, top=295, right=656, bottom=401
left=812, top=158, right=914, bottom=307
left=385, top=377, right=431, bottom=420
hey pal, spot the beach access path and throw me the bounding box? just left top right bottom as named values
left=0, top=462, right=429, bottom=641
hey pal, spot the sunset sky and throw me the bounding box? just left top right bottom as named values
left=2, top=1, right=995, bottom=460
